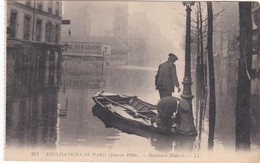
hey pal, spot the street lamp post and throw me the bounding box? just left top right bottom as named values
left=181, top=1, right=195, bottom=106
left=102, top=47, right=108, bottom=82
left=177, top=1, right=197, bottom=135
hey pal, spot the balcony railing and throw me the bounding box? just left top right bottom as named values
left=55, top=10, right=59, bottom=16
left=7, top=27, right=16, bottom=38
left=54, top=35, right=60, bottom=43
left=48, top=35, right=52, bottom=42
left=24, top=33, right=30, bottom=40
left=26, top=1, right=31, bottom=7
left=37, top=4, right=42, bottom=10
left=36, top=35, right=41, bottom=41
left=48, top=7, right=52, bottom=14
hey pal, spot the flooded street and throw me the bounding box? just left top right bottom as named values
left=5, top=1, right=260, bottom=162
left=6, top=56, right=260, bottom=155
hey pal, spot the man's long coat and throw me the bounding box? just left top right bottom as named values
left=155, top=60, right=180, bottom=92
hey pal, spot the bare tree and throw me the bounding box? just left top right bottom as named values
left=235, top=2, right=252, bottom=151
left=195, top=2, right=204, bottom=99
left=207, top=1, right=216, bottom=150
left=192, top=2, right=228, bottom=103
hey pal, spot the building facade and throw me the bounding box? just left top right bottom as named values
left=6, top=1, right=63, bottom=147
left=210, top=2, right=260, bottom=148
left=7, top=1, right=63, bottom=90
left=7, top=1, right=62, bottom=43
left=251, top=2, right=260, bottom=147
left=61, top=2, right=129, bottom=65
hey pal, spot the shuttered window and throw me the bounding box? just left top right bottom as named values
left=55, top=1, right=60, bottom=16
left=48, top=1, right=53, bottom=14
left=25, top=1, right=31, bottom=7
left=23, top=15, right=31, bottom=40
left=37, top=1, right=43, bottom=10
left=9, top=11, right=17, bottom=38
left=54, top=24, right=60, bottom=43
left=45, top=22, right=52, bottom=42
left=36, top=19, right=42, bottom=41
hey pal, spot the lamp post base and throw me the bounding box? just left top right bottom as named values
left=176, top=108, right=197, bottom=135
left=179, top=93, right=196, bottom=135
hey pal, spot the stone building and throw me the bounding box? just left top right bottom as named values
left=251, top=2, right=260, bottom=148
left=7, top=1, right=63, bottom=89
left=210, top=2, right=260, bottom=148
left=6, top=1, right=63, bottom=147
left=61, top=2, right=129, bottom=65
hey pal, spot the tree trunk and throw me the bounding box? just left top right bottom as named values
left=235, top=2, right=252, bottom=151
left=196, top=2, right=206, bottom=114
left=199, top=2, right=205, bottom=95
left=196, top=4, right=202, bottom=102
left=207, top=1, right=216, bottom=150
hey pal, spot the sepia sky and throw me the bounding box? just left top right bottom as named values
left=62, top=1, right=187, bottom=60
left=128, top=2, right=187, bottom=82
left=128, top=1, right=186, bottom=55
left=61, top=1, right=188, bottom=83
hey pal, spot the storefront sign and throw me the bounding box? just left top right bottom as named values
left=64, top=42, right=102, bottom=54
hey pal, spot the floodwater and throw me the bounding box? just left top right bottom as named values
left=6, top=55, right=260, bottom=156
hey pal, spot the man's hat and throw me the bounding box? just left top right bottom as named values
left=168, top=53, right=178, bottom=60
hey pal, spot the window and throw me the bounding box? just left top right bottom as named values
left=45, top=22, right=52, bottom=42
left=48, top=1, right=53, bottom=14
left=25, top=1, right=31, bottom=7
left=55, top=2, right=60, bottom=16
left=9, top=11, right=17, bottom=38
left=37, top=1, right=43, bottom=10
left=36, top=19, right=42, bottom=41
left=54, top=25, right=60, bottom=43
left=55, top=10, right=59, bottom=16
left=23, top=15, right=31, bottom=40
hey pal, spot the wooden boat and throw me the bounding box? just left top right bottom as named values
left=92, top=92, right=196, bottom=136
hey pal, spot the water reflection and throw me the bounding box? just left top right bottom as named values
left=6, top=49, right=259, bottom=153
left=6, top=48, right=60, bottom=148
left=55, top=55, right=120, bottom=148
left=62, top=55, right=105, bottom=90
left=92, top=105, right=195, bottom=152
left=194, top=93, right=207, bottom=151
left=150, top=135, right=195, bottom=152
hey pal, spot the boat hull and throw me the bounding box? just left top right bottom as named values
left=92, top=92, right=196, bottom=136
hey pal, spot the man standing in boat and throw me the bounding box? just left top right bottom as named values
left=155, top=53, right=181, bottom=99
